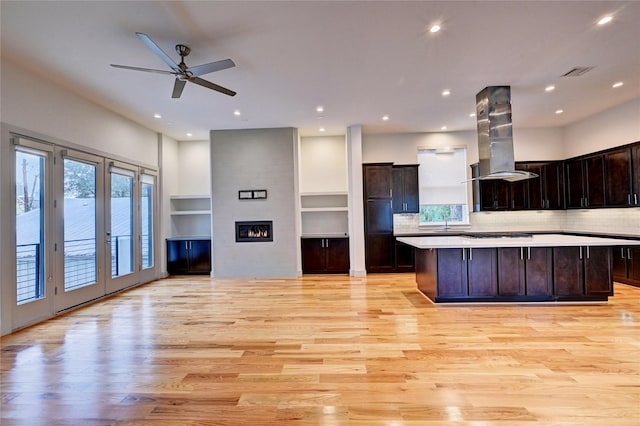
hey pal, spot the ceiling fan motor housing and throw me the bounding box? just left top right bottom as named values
left=175, top=44, right=191, bottom=57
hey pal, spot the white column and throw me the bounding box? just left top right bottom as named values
left=346, top=125, right=366, bottom=276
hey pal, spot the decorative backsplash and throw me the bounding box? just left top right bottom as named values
left=394, top=208, right=640, bottom=236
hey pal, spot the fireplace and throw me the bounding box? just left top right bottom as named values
left=235, top=221, right=273, bottom=242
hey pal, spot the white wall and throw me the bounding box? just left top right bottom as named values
left=178, top=140, right=211, bottom=195
left=299, top=135, right=347, bottom=193
left=563, top=98, right=640, bottom=158
left=159, top=134, right=179, bottom=275
left=210, top=128, right=298, bottom=278
left=1, top=58, right=158, bottom=166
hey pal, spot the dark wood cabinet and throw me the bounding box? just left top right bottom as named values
left=467, top=248, right=498, bottom=297
left=395, top=241, right=415, bottom=272
left=553, top=246, right=611, bottom=299
left=301, top=237, right=349, bottom=274
left=479, top=179, right=511, bottom=210
left=632, top=144, right=640, bottom=206
left=604, top=148, right=633, bottom=206
left=436, top=248, right=468, bottom=298
left=363, top=163, right=393, bottom=199
left=365, top=234, right=396, bottom=272
left=392, top=165, right=419, bottom=213
left=522, top=162, right=564, bottom=210
left=565, top=155, right=606, bottom=208
left=497, top=247, right=553, bottom=297
left=167, top=238, right=211, bottom=275
left=613, top=246, right=640, bottom=287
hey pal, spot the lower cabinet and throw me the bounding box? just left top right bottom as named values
left=166, top=238, right=211, bottom=275
left=301, top=237, right=349, bottom=274
left=613, top=246, right=640, bottom=287
left=421, top=245, right=611, bottom=302
left=553, top=246, right=612, bottom=299
left=394, top=241, right=416, bottom=272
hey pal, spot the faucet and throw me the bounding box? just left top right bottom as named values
left=443, top=219, right=450, bottom=231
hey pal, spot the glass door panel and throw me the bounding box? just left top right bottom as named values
left=106, top=163, right=138, bottom=293
left=13, top=139, right=53, bottom=329
left=55, top=149, right=104, bottom=312
left=138, top=173, right=157, bottom=282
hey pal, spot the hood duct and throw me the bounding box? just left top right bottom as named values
left=475, top=86, right=537, bottom=182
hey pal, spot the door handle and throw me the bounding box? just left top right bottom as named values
left=621, top=247, right=626, bottom=259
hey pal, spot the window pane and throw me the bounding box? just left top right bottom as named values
left=16, top=150, right=46, bottom=304
left=64, top=158, right=97, bottom=291
left=111, top=173, right=133, bottom=277
left=141, top=179, right=154, bottom=269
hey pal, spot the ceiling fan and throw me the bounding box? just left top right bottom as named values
left=111, top=32, right=236, bottom=98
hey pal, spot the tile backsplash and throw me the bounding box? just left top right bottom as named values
left=394, top=208, right=640, bottom=236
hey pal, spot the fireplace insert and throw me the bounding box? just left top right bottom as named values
left=235, top=221, right=273, bottom=242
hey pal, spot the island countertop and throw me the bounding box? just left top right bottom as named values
left=397, top=233, right=640, bottom=249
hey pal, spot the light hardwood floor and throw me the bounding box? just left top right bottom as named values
left=2, top=274, right=639, bottom=425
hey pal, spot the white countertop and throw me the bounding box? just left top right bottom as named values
left=397, top=234, right=640, bottom=249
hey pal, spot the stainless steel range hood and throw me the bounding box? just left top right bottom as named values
left=475, top=86, right=537, bottom=182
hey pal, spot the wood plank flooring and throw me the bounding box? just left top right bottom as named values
left=2, top=274, right=639, bottom=425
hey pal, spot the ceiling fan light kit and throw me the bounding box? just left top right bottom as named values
left=110, top=32, right=237, bottom=98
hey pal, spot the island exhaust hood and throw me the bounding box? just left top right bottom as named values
left=475, top=86, right=537, bottom=182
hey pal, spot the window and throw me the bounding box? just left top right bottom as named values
left=418, top=147, right=469, bottom=225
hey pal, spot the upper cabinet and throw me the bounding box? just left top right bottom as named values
left=565, top=142, right=640, bottom=209
left=522, top=162, right=564, bottom=210
left=392, top=165, right=419, bottom=213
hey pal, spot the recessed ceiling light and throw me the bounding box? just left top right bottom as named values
left=442, top=89, right=451, bottom=97
left=153, top=113, right=162, bottom=119
left=430, top=24, right=441, bottom=33
left=545, top=85, right=555, bottom=92
left=319, top=127, right=326, bottom=132
left=597, top=15, right=613, bottom=26
left=612, top=81, right=624, bottom=88
left=469, top=113, right=476, bottom=118
left=186, top=132, right=193, bottom=137
left=555, top=109, right=564, bottom=115
left=382, top=115, right=390, bottom=121
left=233, top=110, right=241, bottom=116
left=316, top=106, right=324, bottom=113
left=441, top=126, right=447, bottom=131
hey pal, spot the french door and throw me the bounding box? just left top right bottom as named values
left=9, top=135, right=159, bottom=330
left=106, top=162, right=138, bottom=293
left=13, top=138, right=54, bottom=327
left=54, top=148, right=105, bottom=312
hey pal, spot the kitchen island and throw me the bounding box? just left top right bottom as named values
left=397, top=234, right=640, bottom=303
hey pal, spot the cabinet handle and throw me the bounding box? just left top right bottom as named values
left=512, top=200, right=515, bottom=209
left=628, top=194, right=632, bottom=205
left=579, top=246, right=583, bottom=259
left=586, top=246, right=590, bottom=259
left=520, top=247, right=524, bottom=260
left=629, top=248, right=633, bottom=260
left=462, top=248, right=466, bottom=261
left=635, top=194, right=638, bottom=205
left=621, top=247, right=626, bottom=259
left=469, top=248, right=473, bottom=261
left=528, top=247, right=531, bottom=260
left=325, top=239, right=329, bottom=248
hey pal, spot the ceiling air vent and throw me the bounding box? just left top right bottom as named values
left=562, top=66, right=595, bottom=77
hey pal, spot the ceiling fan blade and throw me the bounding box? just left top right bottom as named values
left=136, top=32, right=181, bottom=73
left=189, top=76, right=237, bottom=97
left=188, top=59, right=236, bottom=77
left=172, top=79, right=187, bottom=99
left=110, top=64, right=176, bottom=75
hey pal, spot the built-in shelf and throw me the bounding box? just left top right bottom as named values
left=300, top=192, right=349, bottom=236
left=170, top=195, right=211, bottom=237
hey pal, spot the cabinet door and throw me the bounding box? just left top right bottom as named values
left=391, top=168, right=405, bottom=213
left=525, top=164, right=544, bottom=209
left=584, top=246, right=612, bottom=296
left=437, top=249, right=468, bottom=297
left=301, top=238, right=325, bottom=273
left=632, top=144, right=640, bottom=206
left=479, top=180, right=497, bottom=210
left=553, top=247, right=584, bottom=297
left=366, top=199, right=393, bottom=234
left=364, top=164, right=393, bottom=198
left=585, top=155, right=605, bottom=207
left=498, top=247, right=525, bottom=296
left=167, top=240, right=189, bottom=275
left=565, top=159, right=585, bottom=208
left=510, top=165, right=528, bottom=210
left=402, top=166, right=420, bottom=213
left=395, top=241, right=415, bottom=272
left=604, top=148, right=632, bottom=207
left=365, top=234, right=396, bottom=272
left=188, top=240, right=211, bottom=274
left=468, top=248, right=498, bottom=296
left=544, top=163, right=565, bottom=209
left=325, top=238, right=350, bottom=273
left=628, top=247, right=640, bottom=286
left=525, top=247, right=553, bottom=296
left=612, top=247, right=627, bottom=282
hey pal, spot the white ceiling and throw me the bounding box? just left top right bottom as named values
left=2, top=1, right=639, bottom=141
